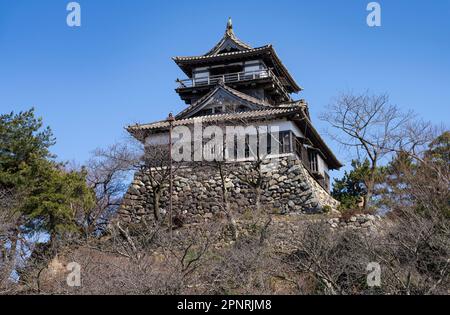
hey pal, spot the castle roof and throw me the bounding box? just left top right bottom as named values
left=127, top=107, right=301, bottom=134
left=172, top=19, right=302, bottom=93
left=175, top=83, right=271, bottom=119
left=126, top=19, right=342, bottom=170
left=127, top=102, right=342, bottom=169
left=204, top=17, right=253, bottom=56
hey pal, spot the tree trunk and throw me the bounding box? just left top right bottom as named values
left=217, top=162, right=238, bottom=240
left=255, top=186, right=262, bottom=214
left=1, top=230, right=18, bottom=285
left=222, top=181, right=238, bottom=241
left=153, top=188, right=161, bottom=221
left=364, top=160, right=378, bottom=211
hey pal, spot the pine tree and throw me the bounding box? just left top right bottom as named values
left=331, top=159, right=371, bottom=210
left=0, top=108, right=94, bottom=240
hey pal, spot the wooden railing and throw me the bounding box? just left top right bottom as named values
left=176, top=68, right=291, bottom=100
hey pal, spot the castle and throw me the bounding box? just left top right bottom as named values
left=119, top=19, right=342, bottom=224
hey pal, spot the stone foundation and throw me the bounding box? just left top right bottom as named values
left=327, top=213, right=382, bottom=231
left=118, top=155, right=339, bottom=223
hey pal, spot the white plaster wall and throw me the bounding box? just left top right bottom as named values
left=143, top=119, right=305, bottom=151
left=145, top=132, right=169, bottom=146
left=262, top=119, right=305, bottom=138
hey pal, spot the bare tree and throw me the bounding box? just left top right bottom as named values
left=371, top=140, right=449, bottom=294
left=82, top=140, right=142, bottom=237
left=142, top=144, right=176, bottom=222
left=369, top=209, right=449, bottom=294
left=393, top=121, right=448, bottom=184
left=207, top=118, right=276, bottom=241
left=283, top=222, right=370, bottom=295
left=26, top=216, right=223, bottom=295
left=231, top=118, right=279, bottom=245
left=285, top=135, right=449, bottom=295
left=214, top=160, right=239, bottom=241
left=321, top=92, right=415, bottom=210
left=233, top=120, right=269, bottom=214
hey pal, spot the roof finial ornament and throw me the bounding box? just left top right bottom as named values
left=226, top=17, right=233, bottom=36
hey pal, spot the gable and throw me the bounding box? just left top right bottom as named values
left=191, top=89, right=253, bottom=117
left=175, top=85, right=268, bottom=119
left=209, top=37, right=250, bottom=55
left=204, top=19, right=252, bottom=56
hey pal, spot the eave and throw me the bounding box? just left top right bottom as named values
left=292, top=109, right=343, bottom=170
left=127, top=107, right=303, bottom=142
left=173, top=45, right=302, bottom=93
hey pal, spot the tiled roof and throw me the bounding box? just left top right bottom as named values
left=221, top=84, right=270, bottom=106
left=126, top=103, right=342, bottom=169
left=204, top=20, right=253, bottom=56
left=127, top=107, right=302, bottom=132
left=173, top=45, right=271, bottom=62
left=175, top=83, right=271, bottom=119
left=173, top=45, right=301, bottom=93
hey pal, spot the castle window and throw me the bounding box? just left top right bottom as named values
left=244, top=134, right=250, bottom=158
left=193, top=69, right=209, bottom=86
left=309, top=150, right=319, bottom=173
left=267, top=133, right=272, bottom=154
left=294, top=137, right=303, bottom=157
left=232, top=134, right=238, bottom=159
left=279, top=131, right=292, bottom=154
left=244, top=60, right=266, bottom=73
left=244, top=63, right=260, bottom=74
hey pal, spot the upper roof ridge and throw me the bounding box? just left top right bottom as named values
left=225, top=17, right=234, bottom=36
left=204, top=18, right=253, bottom=56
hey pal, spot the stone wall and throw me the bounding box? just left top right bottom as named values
left=327, top=213, right=382, bottom=232
left=118, top=155, right=340, bottom=223
left=262, top=213, right=384, bottom=252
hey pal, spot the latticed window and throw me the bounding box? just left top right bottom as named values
left=267, top=133, right=272, bottom=154
left=309, top=151, right=319, bottom=173
left=279, top=131, right=292, bottom=154
left=244, top=134, right=250, bottom=158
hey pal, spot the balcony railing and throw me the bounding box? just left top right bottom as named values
left=176, top=68, right=290, bottom=100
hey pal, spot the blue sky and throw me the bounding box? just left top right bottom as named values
left=1, top=0, right=449, bottom=178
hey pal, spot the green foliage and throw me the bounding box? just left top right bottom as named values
left=0, top=108, right=94, bottom=239
left=331, top=159, right=371, bottom=210
left=0, top=108, right=54, bottom=179
left=322, top=205, right=332, bottom=214
left=20, top=160, right=95, bottom=236
left=425, top=131, right=449, bottom=165
left=425, top=131, right=450, bottom=218
left=378, top=131, right=450, bottom=218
